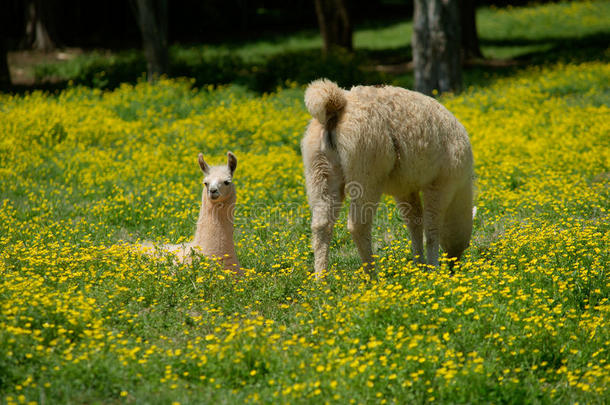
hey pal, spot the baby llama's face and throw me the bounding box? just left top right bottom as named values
left=198, top=152, right=237, bottom=203
left=203, top=166, right=234, bottom=202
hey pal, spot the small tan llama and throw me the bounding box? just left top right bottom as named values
left=139, top=152, right=241, bottom=274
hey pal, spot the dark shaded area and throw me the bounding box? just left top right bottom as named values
left=460, top=32, right=610, bottom=88
left=7, top=30, right=607, bottom=95
left=25, top=47, right=385, bottom=93
left=2, top=0, right=558, bottom=50
left=131, top=0, right=169, bottom=80
left=482, top=33, right=610, bottom=64
left=461, top=0, right=483, bottom=60
left=314, top=0, right=353, bottom=54
left=2, top=0, right=606, bottom=94
left=2, top=0, right=412, bottom=49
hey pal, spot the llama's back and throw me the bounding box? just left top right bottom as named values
left=339, top=85, right=472, bottom=188
left=303, top=79, right=473, bottom=191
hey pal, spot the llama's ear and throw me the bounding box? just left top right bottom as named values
left=227, top=151, right=237, bottom=175
left=198, top=153, right=210, bottom=174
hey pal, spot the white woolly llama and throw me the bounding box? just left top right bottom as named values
left=140, top=152, right=241, bottom=275
left=301, top=79, right=474, bottom=276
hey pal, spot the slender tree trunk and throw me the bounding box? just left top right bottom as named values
left=0, top=0, right=11, bottom=89
left=0, top=40, right=11, bottom=89
left=412, top=0, right=434, bottom=95
left=412, top=0, right=461, bottom=96
left=314, top=0, right=352, bottom=54
left=24, top=0, right=56, bottom=52
left=460, top=0, right=482, bottom=60
left=131, top=0, right=169, bottom=81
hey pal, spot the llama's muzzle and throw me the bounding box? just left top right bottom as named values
left=209, top=188, right=220, bottom=199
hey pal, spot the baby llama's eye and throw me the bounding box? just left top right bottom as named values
left=204, top=182, right=209, bottom=187
left=224, top=180, right=231, bottom=186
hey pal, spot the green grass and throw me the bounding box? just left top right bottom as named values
left=477, top=1, right=610, bottom=59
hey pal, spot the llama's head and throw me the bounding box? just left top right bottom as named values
left=198, top=152, right=237, bottom=203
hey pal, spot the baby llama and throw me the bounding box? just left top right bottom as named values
left=140, top=152, right=241, bottom=275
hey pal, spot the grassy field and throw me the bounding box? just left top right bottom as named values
left=1, top=1, right=610, bottom=404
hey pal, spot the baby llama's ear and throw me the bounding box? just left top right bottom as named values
left=198, top=153, right=210, bottom=174
left=227, top=151, right=237, bottom=175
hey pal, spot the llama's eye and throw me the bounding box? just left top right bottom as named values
left=224, top=180, right=231, bottom=186
left=204, top=182, right=209, bottom=187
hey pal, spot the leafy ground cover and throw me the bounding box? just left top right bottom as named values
left=23, top=0, right=610, bottom=91
left=1, top=58, right=609, bottom=403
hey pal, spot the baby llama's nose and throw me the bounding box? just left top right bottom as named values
left=209, top=188, right=220, bottom=199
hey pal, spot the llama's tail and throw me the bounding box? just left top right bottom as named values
left=304, top=79, right=347, bottom=128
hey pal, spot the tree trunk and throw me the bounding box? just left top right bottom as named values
left=131, top=0, right=169, bottom=81
left=314, top=0, right=353, bottom=54
left=460, top=0, right=482, bottom=60
left=24, top=0, right=56, bottom=52
left=0, top=40, right=11, bottom=89
left=412, top=0, right=461, bottom=96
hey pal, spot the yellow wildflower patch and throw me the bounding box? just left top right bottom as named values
left=0, top=60, right=608, bottom=403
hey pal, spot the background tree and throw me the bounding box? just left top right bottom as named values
left=412, top=0, right=461, bottom=96
left=23, top=0, right=57, bottom=51
left=130, top=0, right=169, bottom=81
left=314, top=0, right=353, bottom=54
left=460, top=0, right=483, bottom=60
left=0, top=40, right=11, bottom=89
left=1, top=3, right=13, bottom=89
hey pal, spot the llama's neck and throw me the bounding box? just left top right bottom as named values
left=192, top=192, right=239, bottom=268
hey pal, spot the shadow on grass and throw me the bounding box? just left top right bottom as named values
left=460, top=32, right=610, bottom=88
left=482, top=32, right=610, bottom=63
left=3, top=31, right=608, bottom=95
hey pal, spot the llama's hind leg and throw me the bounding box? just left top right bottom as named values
left=347, top=185, right=382, bottom=276
left=395, top=192, right=425, bottom=264
left=311, top=194, right=342, bottom=277
left=306, top=162, right=344, bottom=277
left=441, top=180, right=473, bottom=271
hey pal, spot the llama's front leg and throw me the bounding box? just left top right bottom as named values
left=348, top=186, right=381, bottom=276
left=395, top=192, right=424, bottom=264
left=422, top=185, right=451, bottom=268
left=423, top=204, right=441, bottom=267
